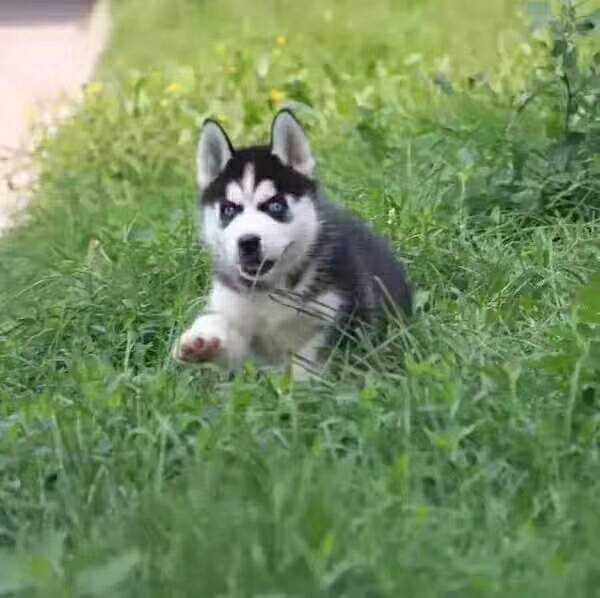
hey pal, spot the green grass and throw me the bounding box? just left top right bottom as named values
left=1, top=0, right=600, bottom=595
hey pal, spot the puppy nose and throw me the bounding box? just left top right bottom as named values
left=238, top=234, right=261, bottom=257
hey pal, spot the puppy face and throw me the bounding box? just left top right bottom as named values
left=197, top=111, right=320, bottom=286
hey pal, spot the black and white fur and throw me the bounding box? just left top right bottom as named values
left=173, top=110, right=412, bottom=379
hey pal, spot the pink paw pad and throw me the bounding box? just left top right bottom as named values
left=180, top=337, right=222, bottom=363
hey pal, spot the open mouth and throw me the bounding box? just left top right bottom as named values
left=239, top=259, right=275, bottom=278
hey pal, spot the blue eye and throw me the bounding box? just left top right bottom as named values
left=267, top=197, right=287, bottom=215
left=221, top=202, right=240, bottom=219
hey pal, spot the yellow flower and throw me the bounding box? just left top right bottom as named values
left=276, top=35, right=287, bottom=48
left=520, top=43, right=532, bottom=56
left=86, top=81, right=104, bottom=96
left=269, top=89, right=286, bottom=106
left=165, top=82, right=183, bottom=95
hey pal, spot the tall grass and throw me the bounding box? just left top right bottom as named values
left=1, top=0, right=599, bottom=595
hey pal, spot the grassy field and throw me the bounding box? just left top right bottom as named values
left=1, top=0, right=600, bottom=595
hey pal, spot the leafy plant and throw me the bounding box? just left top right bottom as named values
left=465, top=0, right=600, bottom=220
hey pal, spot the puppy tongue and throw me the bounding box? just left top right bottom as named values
left=242, top=260, right=274, bottom=276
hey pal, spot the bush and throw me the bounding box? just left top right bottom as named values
left=464, top=0, right=600, bottom=221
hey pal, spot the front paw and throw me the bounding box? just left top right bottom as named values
left=172, top=315, right=227, bottom=364
left=173, top=334, right=223, bottom=364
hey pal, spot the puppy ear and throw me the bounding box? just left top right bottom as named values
left=197, top=120, right=234, bottom=190
left=270, top=110, right=315, bottom=177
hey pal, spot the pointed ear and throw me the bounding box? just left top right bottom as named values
left=270, top=110, right=315, bottom=177
left=197, top=120, right=234, bottom=190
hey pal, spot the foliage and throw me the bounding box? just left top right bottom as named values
left=465, top=0, right=600, bottom=220
left=0, top=0, right=599, bottom=596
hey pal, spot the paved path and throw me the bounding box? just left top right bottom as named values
left=0, top=0, right=110, bottom=234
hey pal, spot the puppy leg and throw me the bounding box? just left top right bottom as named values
left=173, top=282, right=252, bottom=368
left=172, top=313, right=249, bottom=367
left=291, top=329, right=329, bottom=381
left=290, top=290, right=344, bottom=381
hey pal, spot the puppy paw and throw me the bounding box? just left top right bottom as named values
left=172, top=315, right=227, bottom=364
left=174, top=335, right=222, bottom=363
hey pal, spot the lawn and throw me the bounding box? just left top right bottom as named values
left=1, top=0, right=600, bottom=595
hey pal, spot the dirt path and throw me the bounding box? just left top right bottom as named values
left=0, top=0, right=111, bottom=234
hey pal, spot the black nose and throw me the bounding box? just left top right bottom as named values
left=238, top=234, right=261, bottom=258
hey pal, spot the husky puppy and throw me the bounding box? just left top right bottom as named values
left=172, top=110, right=412, bottom=379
